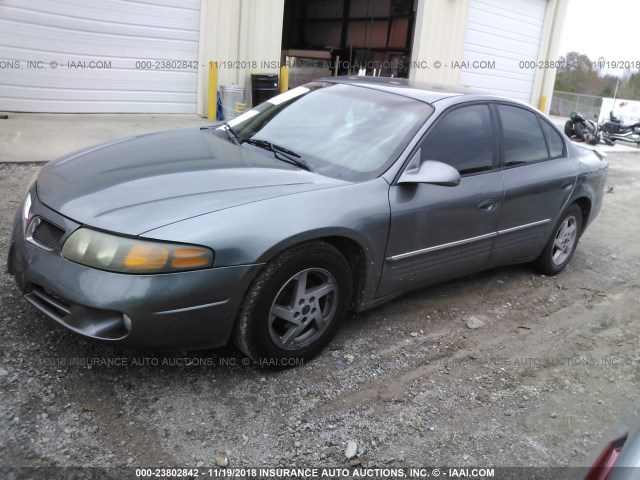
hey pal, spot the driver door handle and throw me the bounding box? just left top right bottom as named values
left=478, top=199, right=498, bottom=212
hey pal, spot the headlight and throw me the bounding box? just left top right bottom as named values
left=61, top=228, right=214, bottom=274
left=22, top=171, right=38, bottom=230
left=23, top=192, right=33, bottom=229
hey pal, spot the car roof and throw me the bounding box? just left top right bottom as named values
left=321, top=75, right=523, bottom=106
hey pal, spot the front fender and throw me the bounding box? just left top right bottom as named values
left=143, top=178, right=391, bottom=306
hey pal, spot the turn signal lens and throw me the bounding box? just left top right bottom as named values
left=170, top=248, right=212, bottom=269
left=124, top=245, right=170, bottom=271
left=62, top=228, right=214, bottom=274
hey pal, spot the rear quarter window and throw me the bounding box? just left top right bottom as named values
left=539, top=118, right=566, bottom=158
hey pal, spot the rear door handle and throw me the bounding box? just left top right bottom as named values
left=478, top=199, right=498, bottom=212
left=561, top=182, right=574, bottom=191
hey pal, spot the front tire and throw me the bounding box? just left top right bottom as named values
left=533, top=204, right=583, bottom=275
left=234, top=241, right=353, bottom=365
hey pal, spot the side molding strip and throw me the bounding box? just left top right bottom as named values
left=386, top=219, right=551, bottom=263
left=497, top=219, right=551, bottom=236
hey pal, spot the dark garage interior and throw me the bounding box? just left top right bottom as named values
left=282, top=0, right=417, bottom=79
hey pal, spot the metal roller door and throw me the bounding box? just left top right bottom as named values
left=0, top=0, right=201, bottom=113
left=459, top=0, right=546, bottom=102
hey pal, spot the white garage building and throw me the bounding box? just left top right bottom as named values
left=0, top=0, right=567, bottom=115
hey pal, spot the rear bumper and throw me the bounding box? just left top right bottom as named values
left=8, top=193, right=262, bottom=350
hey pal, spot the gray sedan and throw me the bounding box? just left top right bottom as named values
left=7, top=77, right=608, bottom=363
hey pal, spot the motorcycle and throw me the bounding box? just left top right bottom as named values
left=564, top=111, right=602, bottom=145
left=600, top=111, right=640, bottom=146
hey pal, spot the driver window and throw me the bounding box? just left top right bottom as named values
left=420, top=104, right=494, bottom=175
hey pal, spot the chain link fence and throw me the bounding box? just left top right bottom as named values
left=550, top=92, right=603, bottom=121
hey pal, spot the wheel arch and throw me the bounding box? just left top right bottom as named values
left=257, top=230, right=376, bottom=312
left=572, top=196, right=592, bottom=234
left=321, top=236, right=369, bottom=311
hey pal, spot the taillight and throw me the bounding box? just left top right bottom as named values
left=585, top=435, right=627, bottom=480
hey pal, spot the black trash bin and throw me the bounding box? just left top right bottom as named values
left=251, top=74, right=279, bottom=107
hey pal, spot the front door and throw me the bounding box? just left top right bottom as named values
left=378, top=104, right=504, bottom=298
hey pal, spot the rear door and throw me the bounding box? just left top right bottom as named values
left=378, top=103, right=504, bottom=298
left=489, top=103, right=577, bottom=264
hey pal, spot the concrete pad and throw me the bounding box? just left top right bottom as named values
left=0, top=113, right=213, bottom=163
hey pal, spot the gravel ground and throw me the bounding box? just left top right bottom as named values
left=1, top=156, right=639, bottom=478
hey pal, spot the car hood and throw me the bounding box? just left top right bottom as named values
left=37, top=128, right=347, bottom=235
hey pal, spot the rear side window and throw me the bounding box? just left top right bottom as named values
left=539, top=119, right=565, bottom=158
left=498, top=105, right=549, bottom=165
left=420, top=104, right=494, bottom=175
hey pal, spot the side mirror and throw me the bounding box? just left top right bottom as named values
left=398, top=159, right=461, bottom=187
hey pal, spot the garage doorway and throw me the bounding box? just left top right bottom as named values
left=282, top=0, right=417, bottom=86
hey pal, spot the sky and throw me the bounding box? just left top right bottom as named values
left=557, top=0, right=640, bottom=72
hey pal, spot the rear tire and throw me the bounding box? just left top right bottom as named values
left=234, top=241, right=352, bottom=366
left=564, top=120, right=574, bottom=138
left=533, top=204, right=583, bottom=275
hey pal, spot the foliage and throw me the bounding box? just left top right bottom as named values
left=554, top=51, right=640, bottom=100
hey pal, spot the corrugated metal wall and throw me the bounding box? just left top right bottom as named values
left=411, top=0, right=471, bottom=85
left=197, top=0, right=285, bottom=117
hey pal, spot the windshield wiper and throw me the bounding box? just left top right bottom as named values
left=243, top=138, right=313, bottom=172
left=223, top=123, right=241, bottom=145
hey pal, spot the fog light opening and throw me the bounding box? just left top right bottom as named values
left=122, top=314, right=132, bottom=333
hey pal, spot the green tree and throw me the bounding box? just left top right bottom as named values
left=622, top=72, right=640, bottom=99
left=598, top=75, right=619, bottom=98
left=554, top=52, right=598, bottom=93
left=554, top=51, right=640, bottom=100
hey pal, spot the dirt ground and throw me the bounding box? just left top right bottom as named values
left=1, top=155, right=639, bottom=478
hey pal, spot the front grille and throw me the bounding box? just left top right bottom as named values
left=31, top=219, right=65, bottom=249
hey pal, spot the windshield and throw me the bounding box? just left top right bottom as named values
left=226, top=82, right=433, bottom=182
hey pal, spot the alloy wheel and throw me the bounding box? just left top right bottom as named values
left=268, top=268, right=338, bottom=350
left=551, top=215, right=578, bottom=266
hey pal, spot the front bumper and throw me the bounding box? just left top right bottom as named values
left=7, top=192, right=262, bottom=350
